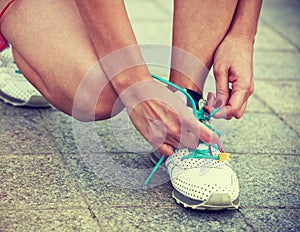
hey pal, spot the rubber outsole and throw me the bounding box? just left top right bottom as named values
left=0, top=91, right=50, bottom=108
left=172, top=188, right=240, bottom=210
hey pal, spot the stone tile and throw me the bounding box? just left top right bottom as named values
left=281, top=113, right=300, bottom=135
left=0, top=155, right=87, bottom=210
left=0, top=209, right=100, bottom=232
left=94, top=207, right=251, bottom=232
left=254, top=80, right=300, bottom=114
left=152, top=0, right=173, bottom=16
left=0, top=101, right=7, bottom=117
left=223, top=113, right=299, bottom=154
left=132, top=22, right=172, bottom=45
left=43, top=108, right=151, bottom=154
left=125, top=0, right=172, bottom=22
left=64, top=152, right=174, bottom=208
left=41, top=109, right=79, bottom=154
left=255, top=22, right=296, bottom=51
left=245, top=95, right=271, bottom=113
left=148, top=65, right=171, bottom=80
left=0, top=162, right=17, bottom=209
left=260, top=0, right=300, bottom=49
left=241, top=208, right=300, bottom=232
left=231, top=154, right=299, bottom=207
left=70, top=110, right=154, bottom=153
left=0, top=108, right=59, bottom=155
left=65, top=152, right=300, bottom=210
left=254, top=51, right=300, bottom=79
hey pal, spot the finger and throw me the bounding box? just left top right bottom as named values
left=199, top=121, right=220, bottom=144
left=147, top=119, right=183, bottom=150
left=186, top=120, right=220, bottom=145
left=213, top=65, right=230, bottom=108
left=179, top=130, right=200, bottom=149
left=204, top=92, right=216, bottom=112
left=214, top=89, right=248, bottom=119
left=158, top=143, right=174, bottom=156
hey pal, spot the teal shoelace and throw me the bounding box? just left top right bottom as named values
left=144, top=74, right=230, bottom=185
left=13, top=61, right=22, bottom=75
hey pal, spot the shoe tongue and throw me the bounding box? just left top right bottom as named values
left=174, top=88, right=204, bottom=111
left=186, top=89, right=202, bottom=110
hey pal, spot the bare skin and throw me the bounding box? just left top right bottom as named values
left=171, top=0, right=262, bottom=120
left=170, top=0, right=238, bottom=93
left=0, top=0, right=262, bottom=155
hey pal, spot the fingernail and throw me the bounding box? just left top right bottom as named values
left=207, top=93, right=212, bottom=101
left=211, top=132, right=220, bottom=145
left=213, top=99, right=224, bottom=108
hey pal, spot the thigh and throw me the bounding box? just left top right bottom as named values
left=0, top=0, right=123, bottom=119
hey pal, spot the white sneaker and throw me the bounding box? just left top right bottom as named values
left=167, top=147, right=239, bottom=210
left=0, top=47, right=50, bottom=107
left=148, top=74, right=240, bottom=210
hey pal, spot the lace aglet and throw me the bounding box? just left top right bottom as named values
left=144, top=155, right=165, bottom=185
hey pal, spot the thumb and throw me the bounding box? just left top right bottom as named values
left=213, top=66, right=230, bottom=108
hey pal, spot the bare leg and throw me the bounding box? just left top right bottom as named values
left=0, top=0, right=125, bottom=120
left=171, top=0, right=238, bottom=94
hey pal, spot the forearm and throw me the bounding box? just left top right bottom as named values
left=228, top=0, right=262, bottom=43
left=74, top=0, right=151, bottom=93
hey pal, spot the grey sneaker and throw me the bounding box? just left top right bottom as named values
left=0, top=47, right=50, bottom=107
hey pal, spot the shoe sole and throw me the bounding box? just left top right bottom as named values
left=150, top=152, right=240, bottom=210
left=172, top=189, right=240, bottom=210
left=0, top=91, right=50, bottom=108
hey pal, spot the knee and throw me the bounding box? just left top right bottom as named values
left=69, top=72, right=124, bottom=122
left=72, top=98, right=115, bottom=122
left=72, top=98, right=124, bottom=122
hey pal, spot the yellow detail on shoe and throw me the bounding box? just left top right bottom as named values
left=218, top=153, right=231, bottom=162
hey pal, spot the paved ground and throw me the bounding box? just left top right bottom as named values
left=0, top=0, right=299, bottom=231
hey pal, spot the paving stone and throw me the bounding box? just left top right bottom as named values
left=260, top=0, right=300, bottom=49
left=281, top=113, right=300, bottom=135
left=254, top=51, right=300, bottom=79
left=64, top=152, right=174, bottom=208
left=254, top=80, right=300, bottom=114
left=148, top=65, right=171, bottom=79
left=43, top=108, right=150, bottom=153
left=223, top=112, right=299, bottom=154
left=152, top=0, right=173, bottom=16
left=0, top=163, right=17, bottom=209
left=0, top=101, right=7, bottom=117
left=255, top=22, right=296, bottom=51
left=231, top=154, right=299, bottom=207
left=65, top=152, right=300, bottom=210
left=245, top=95, right=271, bottom=113
left=70, top=110, right=154, bottom=153
left=253, top=80, right=300, bottom=134
left=0, top=155, right=87, bottom=210
left=41, top=110, right=79, bottom=154
left=132, top=22, right=172, bottom=45
left=125, top=0, right=172, bottom=22
left=94, top=207, right=251, bottom=232
left=0, top=209, right=100, bottom=232
left=0, top=108, right=59, bottom=155
left=241, top=208, right=300, bottom=232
